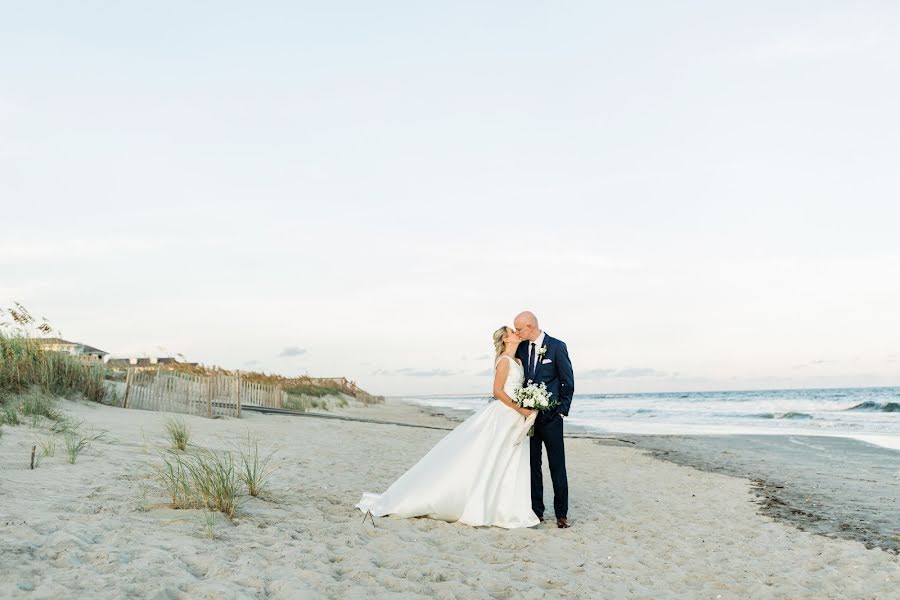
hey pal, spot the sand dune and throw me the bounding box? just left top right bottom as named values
left=1, top=398, right=897, bottom=599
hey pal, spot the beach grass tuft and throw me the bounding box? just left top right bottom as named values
left=156, top=450, right=195, bottom=509
left=187, top=449, right=242, bottom=518
left=154, top=448, right=243, bottom=519
left=283, top=381, right=342, bottom=398
left=238, top=433, right=276, bottom=498
left=199, top=510, right=218, bottom=540
left=64, top=428, right=104, bottom=464
left=50, top=415, right=81, bottom=435
left=0, top=317, right=109, bottom=404
left=164, top=417, right=190, bottom=451
left=283, top=394, right=338, bottom=412
left=19, top=387, right=62, bottom=421
left=1, top=404, right=20, bottom=426
left=38, top=433, right=57, bottom=459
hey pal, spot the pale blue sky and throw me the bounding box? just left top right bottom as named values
left=2, top=2, right=899, bottom=395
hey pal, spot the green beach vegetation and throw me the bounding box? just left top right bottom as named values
left=1, top=304, right=108, bottom=404
left=1, top=305, right=110, bottom=466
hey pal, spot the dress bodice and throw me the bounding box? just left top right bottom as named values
left=496, top=355, right=524, bottom=399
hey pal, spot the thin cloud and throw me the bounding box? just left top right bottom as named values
left=581, top=367, right=670, bottom=379
left=278, top=346, right=307, bottom=357
left=460, top=353, right=492, bottom=361
left=373, top=368, right=459, bottom=377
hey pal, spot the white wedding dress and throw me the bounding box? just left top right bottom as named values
left=356, top=355, right=539, bottom=528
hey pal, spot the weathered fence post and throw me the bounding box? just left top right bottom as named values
left=123, top=368, right=133, bottom=408
left=206, top=375, right=213, bottom=417
left=235, top=371, right=242, bottom=418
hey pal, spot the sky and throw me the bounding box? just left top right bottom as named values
left=2, top=1, right=899, bottom=396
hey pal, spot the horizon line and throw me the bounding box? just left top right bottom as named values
left=388, top=383, right=900, bottom=399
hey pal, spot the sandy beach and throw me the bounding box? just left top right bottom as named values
left=1, top=397, right=898, bottom=599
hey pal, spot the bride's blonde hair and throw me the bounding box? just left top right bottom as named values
left=492, top=326, right=510, bottom=358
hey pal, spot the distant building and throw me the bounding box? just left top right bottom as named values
left=106, top=357, right=196, bottom=370
left=29, top=337, right=108, bottom=361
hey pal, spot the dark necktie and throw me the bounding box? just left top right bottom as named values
left=528, top=342, right=535, bottom=379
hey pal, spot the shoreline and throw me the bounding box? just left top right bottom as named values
left=394, top=398, right=900, bottom=554
left=1, top=396, right=897, bottom=598
left=392, top=388, right=900, bottom=453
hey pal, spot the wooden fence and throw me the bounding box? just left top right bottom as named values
left=121, top=368, right=285, bottom=418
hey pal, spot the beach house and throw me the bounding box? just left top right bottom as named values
left=29, top=337, right=108, bottom=361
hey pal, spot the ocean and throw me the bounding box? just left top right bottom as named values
left=398, top=386, right=900, bottom=451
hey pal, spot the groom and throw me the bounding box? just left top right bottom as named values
left=514, top=311, right=574, bottom=528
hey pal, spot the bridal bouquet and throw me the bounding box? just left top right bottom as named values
left=513, top=381, right=557, bottom=436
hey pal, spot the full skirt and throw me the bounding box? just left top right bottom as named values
left=356, top=400, right=539, bottom=529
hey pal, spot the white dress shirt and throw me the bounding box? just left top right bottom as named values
left=528, top=331, right=546, bottom=375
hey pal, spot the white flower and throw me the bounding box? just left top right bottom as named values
left=512, top=380, right=556, bottom=414
left=538, top=346, right=547, bottom=357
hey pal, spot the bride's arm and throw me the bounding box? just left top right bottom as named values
left=493, top=359, right=532, bottom=417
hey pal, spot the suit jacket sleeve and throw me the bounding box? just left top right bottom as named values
left=556, top=341, right=574, bottom=415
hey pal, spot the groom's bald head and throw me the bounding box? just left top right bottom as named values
left=514, top=311, right=541, bottom=341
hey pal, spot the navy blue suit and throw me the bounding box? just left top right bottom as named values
left=516, top=333, right=574, bottom=519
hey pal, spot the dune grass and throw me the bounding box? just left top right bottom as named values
left=50, top=415, right=81, bottom=435
left=38, top=433, right=56, bottom=459
left=283, top=394, right=326, bottom=412
left=154, top=448, right=243, bottom=519
left=19, top=387, right=62, bottom=421
left=0, top=331, right=108, bottom=404
left=199, top=510, right=218, bottom=540
left=64, top=428, right=105, bottom=464
left=283, top=381, right=343, bottom=398
left=188, top=449, right=242, bottom=518
left=283, top=392, right=353, bottom=412
left=33, top=433, right=56, bottom=469
left=164, top=417, right=190, bottom=451
left=156, top=450, right=194, bottom=509
left=238, top=433, right=276, bottom=497
left=281, top=379, right=347, bottom=412
left=1, top=404, right=20, bottom=426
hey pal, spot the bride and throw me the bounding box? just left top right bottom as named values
left=356, top=326, right=540, bottom=528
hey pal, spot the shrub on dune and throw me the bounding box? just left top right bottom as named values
left=0, top=305, right=108, bottom=404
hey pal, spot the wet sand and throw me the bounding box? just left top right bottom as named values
left=617, top=434, right=900, bottom=554
left=409, top=400, right=900, bottom=554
